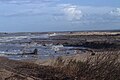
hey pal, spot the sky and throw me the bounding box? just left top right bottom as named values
left=0, top=0, right=120, bottom=32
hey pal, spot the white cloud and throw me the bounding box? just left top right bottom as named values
left=0, top=0, right=60, bottom=4
left=110, top=8, right=120, bottom=16
left=59, top=4, right=83, bottom=21
left=2, top=9, right=46, bottom=17
left=0, top=0, right=61, bottom=17
left=0, top=1, right=120, bottom=26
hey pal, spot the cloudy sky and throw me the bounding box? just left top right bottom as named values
left=0, top=0, right=120, bottom=32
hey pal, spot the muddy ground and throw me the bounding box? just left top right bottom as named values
left=32, top=31, right=120, bottom=53
left=0, top=31, right=120, bottom=80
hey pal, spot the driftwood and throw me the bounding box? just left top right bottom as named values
left=6, top=49, right=38, bottom=55
left=22, top=49, right=38, bottom=55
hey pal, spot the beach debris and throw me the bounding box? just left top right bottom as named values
left=22, top=48, right=38, bottom=55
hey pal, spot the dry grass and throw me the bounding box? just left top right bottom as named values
left=0, top=52, right=120, bottom=80
left=54, top=53, right=120, bottom=80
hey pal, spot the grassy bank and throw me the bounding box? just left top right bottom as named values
left=0, top=52, right=120, bottom=80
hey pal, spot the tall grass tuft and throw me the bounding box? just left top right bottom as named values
left=54, top=53, right=120, bottom=80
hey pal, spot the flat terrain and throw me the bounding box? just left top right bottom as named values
left=0, top=31, right=120, bottom=80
